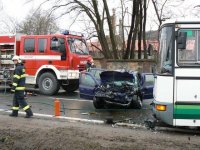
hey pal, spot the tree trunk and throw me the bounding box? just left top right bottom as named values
left=103, top=0, right=118, bottom=59
left=143, top=0, right=147, bottom=59
left=123, top=0, right=137, bottom=59
left=91, top=0, right=112, bottom=59
left=130, top=1, right=140, bottom=59
left=138, top=0, right=143, bottom=59
left=130, top=12, right=140, bottom=59
left=120, top=0, right=126, bottom=57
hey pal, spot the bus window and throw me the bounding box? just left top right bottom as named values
left=178, top=30, right=199, bottom=66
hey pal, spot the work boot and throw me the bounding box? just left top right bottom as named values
left=25, top=108, right=33, bottom=118
left=9, top=110, right=18, bottom=117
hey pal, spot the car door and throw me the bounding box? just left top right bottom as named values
left=79, top=72, right=98, bottom=100
left=141, top=73, right=154, bottom=99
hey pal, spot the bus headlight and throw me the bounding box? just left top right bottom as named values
left=156, top=104, right=166, bottom=111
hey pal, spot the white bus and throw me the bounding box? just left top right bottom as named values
left=152, top=19, right=200, bottom=127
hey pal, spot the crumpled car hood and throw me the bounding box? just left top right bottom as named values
left=100, top=71, right=134, bottom=83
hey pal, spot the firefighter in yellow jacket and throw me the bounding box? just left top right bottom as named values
left=9, top=55, right=33, bottom=118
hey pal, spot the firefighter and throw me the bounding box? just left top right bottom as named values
left=86, top=57, right=95, bottom=72
left=9, top=55, right=33, bottom=118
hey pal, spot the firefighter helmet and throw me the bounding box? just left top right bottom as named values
left=12, top=55, right=22, bottom=63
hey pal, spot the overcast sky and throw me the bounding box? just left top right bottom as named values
left=1, top=0, right=200, bottom=34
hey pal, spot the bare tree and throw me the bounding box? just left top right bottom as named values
left=102, top=0, right=118, bottom=59
left=30, top=0, right=119, bottom=59
left=0, top=16, right=18, bottom=34
left=0, top=0, right=2, bottom=11
left=0, top=1, right=18, bottom=34
left=17, top=9, right=59, bottom=35
left=151, top=0, right=186, bottom=30
left=151, top=0, right=168, bottom=29
left=123, top=0, right=138, bottom=59
left=31, top=0, right=149, bottom=60
left=143, top=0, right=147, bottom=59
left=138, top=0, right=143, bottom=59
left=124, top=0, right=147, bottom=59
left=119, top=0, right=126, bottom=57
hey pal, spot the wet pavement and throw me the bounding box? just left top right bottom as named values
left=0, top=87, right=154, bottom=124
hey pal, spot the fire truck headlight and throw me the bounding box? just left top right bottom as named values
left=156, top=104, right=166, bottom=111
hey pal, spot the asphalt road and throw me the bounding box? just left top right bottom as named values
left=0, top=87, right=154, bottom=125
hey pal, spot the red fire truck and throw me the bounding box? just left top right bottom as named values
left=0, top=31, right=92, bottom=95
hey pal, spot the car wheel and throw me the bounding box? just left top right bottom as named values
left=130, top=95, right=143, bottom=109
left=93, top=97, right=104, bottom=109
left=38, top=72, right=60, bottom=95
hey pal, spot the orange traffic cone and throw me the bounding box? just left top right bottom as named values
left=54, top=98, right=60, bottom=116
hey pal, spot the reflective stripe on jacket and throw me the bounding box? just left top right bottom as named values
left=12, top=63, right=26, bottom=91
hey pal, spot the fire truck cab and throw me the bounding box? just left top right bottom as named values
left=0, top=31, right=92, bottom=95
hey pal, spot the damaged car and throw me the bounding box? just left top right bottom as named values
left=93, top=70, right=143, bottom=109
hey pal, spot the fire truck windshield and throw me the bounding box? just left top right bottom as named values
left=68, top=38, right=89, bottom=55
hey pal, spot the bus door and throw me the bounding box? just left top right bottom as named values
left=174, top=29, right=200, bottom=126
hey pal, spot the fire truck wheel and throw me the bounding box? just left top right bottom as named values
left=38, top=72, right=60, bottom=95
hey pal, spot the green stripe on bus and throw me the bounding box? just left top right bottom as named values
left=174, top=104, right=200, bottom=119
left=175, top=105, right=200, bottom=109
left=175, top=109, right=200, bottom=114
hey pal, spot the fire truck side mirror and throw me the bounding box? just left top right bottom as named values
left=177, top=32, right=187, bottom=49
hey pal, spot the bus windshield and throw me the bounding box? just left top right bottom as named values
left=158, top=26, right=173, bottom=74
left=68, top=38, right=89, bottom=55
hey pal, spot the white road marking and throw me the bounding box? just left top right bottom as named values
left=0, top=109, right=104, bottom=124
left=48, top=97, right=93, bottom=102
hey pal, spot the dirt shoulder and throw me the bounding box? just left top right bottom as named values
left=0, top=112, right=200, bottom=150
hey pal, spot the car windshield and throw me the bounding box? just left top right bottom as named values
left=90, top=69, right=104, bottom=80
left=113, top=80, right=135, bottom=86
left=100, top=71, right=136, bottom=85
